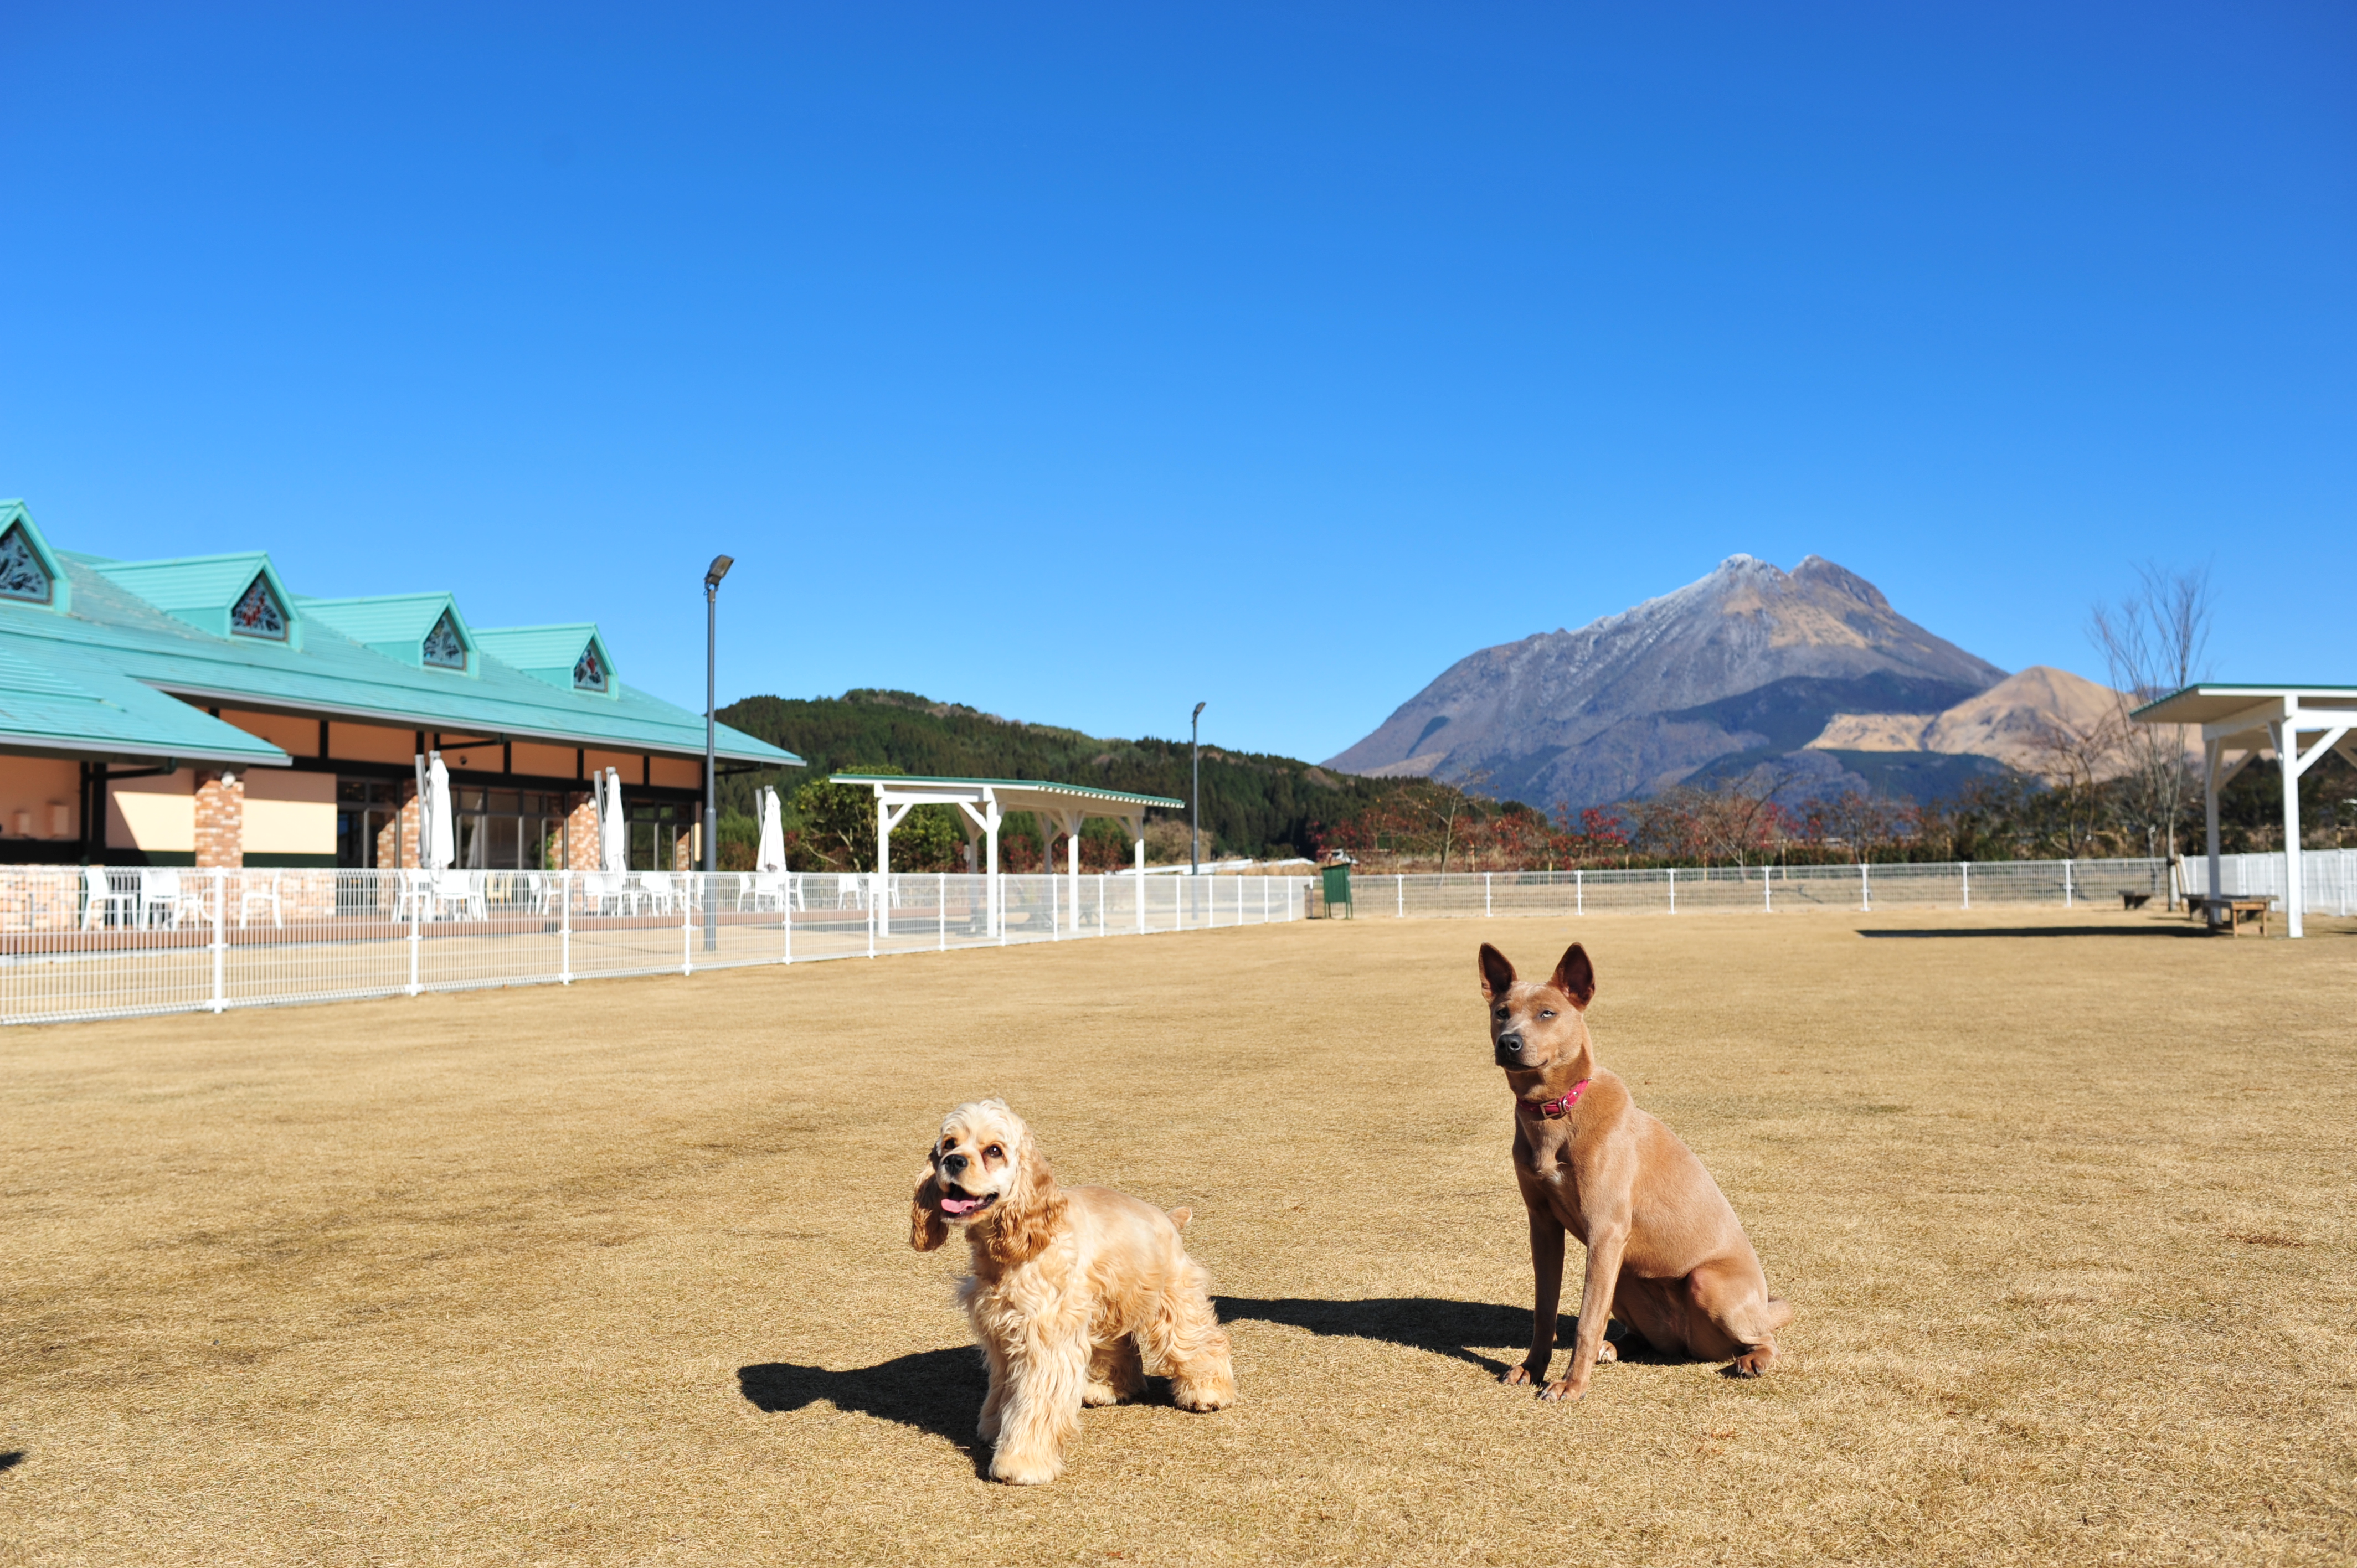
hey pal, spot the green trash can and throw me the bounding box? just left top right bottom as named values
left=1320, top=863, right=1354, bottom=920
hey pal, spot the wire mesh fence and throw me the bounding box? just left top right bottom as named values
left=0, top=867, right=1304, bottom=1025
left=8, top=853, right=2341, bottom=1026
left=1326, top=859, right=2178, bottom=919
left=2179, top=849, right=2357, bottom=916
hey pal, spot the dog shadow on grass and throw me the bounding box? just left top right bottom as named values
left=738, top=1349, right=987, bottom=1462
left=1214, top=1296, right=1653, bottom=1379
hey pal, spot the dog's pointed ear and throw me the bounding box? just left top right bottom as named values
left=985, top=1139, right=1067, bottom=1267
left=910, top=1161, right=949, bottom=1252
left=1550, top=942, right=1596, bottom=1010
left=1478, top=943, right=1517, bottom=1002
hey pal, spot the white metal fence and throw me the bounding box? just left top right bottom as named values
left=0, top=867, right=1302, bottom=1026
left=1322, top=858, right=2183, bottom=918
left=9, top=853, right=2339, bottom=1027
left=2179, top=850, right=2357, bottom=917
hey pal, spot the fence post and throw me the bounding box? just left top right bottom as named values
left=1485, top=872, right=1492, bottom=917
left=1668, top=866, right=1676, bottom=915
left=2063, top=859, right=2073, bottom=909
left=1763, top=866, right=1772, bottom=915
left=1397, top=874, right=1403, bottom=918
left=940, top=873, right=948, bottom=951
left=682, top=875, right=693, bottom=976
left=1860, top=862, right=1871, bottom=912
left=868, top=879, right=878, bottom=958
left=1960, top=862, right=1969, bottom=911
left=210, top=866, right=226, bottom=1013
left=783, top=874, right=794, bottom=965
left=1576, top=868, right=1583, bottom=916
left=407, top=870, right=421, bottom=997
left=560, top=870, right=572, bottom=983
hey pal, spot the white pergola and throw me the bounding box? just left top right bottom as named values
left=832, top=773, right=1185, bottom=938
left=2132, top=684, right=2357, bottom=939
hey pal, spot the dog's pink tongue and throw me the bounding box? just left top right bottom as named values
left=939, top=1194, right=982, bottom=1215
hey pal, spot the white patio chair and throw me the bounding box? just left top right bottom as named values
left=637, top=871, right=677, bottom=916
left=836, top=874, right=865, bottom=910
left=238, top=869, right=284, bottom=929
left=140, top=868, right=183, bottom=929
left=429, top=869, right=487, bottom=921
left=748, top=871, right=791, bottom=912
left=81, top=865, right=137, bottom=930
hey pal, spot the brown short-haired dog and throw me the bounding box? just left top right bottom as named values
left=910, top=1098, right=1234, bottom=1484
left=1481, top=940, right=1790, bottom=1400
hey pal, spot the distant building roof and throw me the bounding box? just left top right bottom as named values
left=0, top=500, right=801, bottom=771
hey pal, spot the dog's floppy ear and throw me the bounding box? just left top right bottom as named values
left=910, top=1160, right=949, bottom=1252
left=1478, top=943, right=1517, bottom=1001
left=1550, top=942, right=1596, bottom=1010
left=985, top=1138, right=1068, bottom=1267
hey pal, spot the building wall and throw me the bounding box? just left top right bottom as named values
left=652, top=756, right=702, bottom=791
left=107, top=769, right=196, bottom=858
left=0, top=757, right=80, bottom=845
left=244, top=768, right=336, bottom=859
left=326, top=720, right=417, bottom=765
left=222, top=709, right=320, bottom=757
left=513, top=741, right=577, bottom=780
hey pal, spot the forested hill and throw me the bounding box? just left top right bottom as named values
left=713, top=689, right=1400, bottom=859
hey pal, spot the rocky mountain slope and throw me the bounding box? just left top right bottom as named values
left=1807, top=664, right=2143, bottom=777
left=1325, top=555, right=2011, bottom=809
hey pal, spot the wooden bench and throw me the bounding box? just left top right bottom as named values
left=2183, top=894, right=2274, bottom=936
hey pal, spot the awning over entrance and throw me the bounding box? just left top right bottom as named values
left=2132, top=684, right=2357, bottom=938
left=831, top=774, right=1185, bottom=938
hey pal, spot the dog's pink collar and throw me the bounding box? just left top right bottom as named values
left=1520, top=1080, right=1591, bottom=1120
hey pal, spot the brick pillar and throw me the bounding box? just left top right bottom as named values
left=674, top=824, right=697, bottom=873
left=565, top=794, right=601, bottom=870
left=377, top=783, right=421, bottom=869
left=193, top=771, right=245, bottom=869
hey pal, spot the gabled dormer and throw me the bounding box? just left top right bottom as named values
left=0, top=501, right=70, bottom=615
left=296, top=592, right=480, bottom=676
left=472, top=624, right=620, bottom=700
left=90, top=552, right=303, bottom=649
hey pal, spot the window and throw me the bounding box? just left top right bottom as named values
left=422, top=610, right=467, bottom=669
left=573, top=641, right=606, bottom=692
left=230, top=574, right=287, bottom=639
left=0, top=525, right=52, bottom=604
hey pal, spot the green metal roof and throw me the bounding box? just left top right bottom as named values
left=831, top=773, right=1183, bottom=809
left=0, top=504, right=800, bottom=770
left=470, top=625, right=615, bottom=695
left=297, top=592, right=478, bottom=673
left=0, top=635, right=287, bottom=765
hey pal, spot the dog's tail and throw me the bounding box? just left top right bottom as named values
left=1167, top=1206, right=1193, bottom=1231
left=1763, top=1297, right=1794, bottom=1332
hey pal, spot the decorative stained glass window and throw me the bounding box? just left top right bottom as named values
left=573, top=641, right=607, bottom=692
left=422, top=609, right=467, bottom=669
left=230, top=573, right=287, bottom=639
left=0, top=525, right=52, bottom=604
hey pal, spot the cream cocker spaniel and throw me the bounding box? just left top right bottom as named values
left=910, top=1098, right=1235, bottom=1484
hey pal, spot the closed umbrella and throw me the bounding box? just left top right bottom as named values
left=758, top=786, right=786, bottom=873
left=424, top=752, right=456, bottom=871
left=601, top=768, right=628, bottom=873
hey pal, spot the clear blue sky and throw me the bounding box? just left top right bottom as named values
left=3, top=4, right=2349, bottom=763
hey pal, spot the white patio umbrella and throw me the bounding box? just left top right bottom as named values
left=601, top=767, right=628, bottom=873
left=423, top=752, right=457, bottom=871
left=757, top=786, right=786, bottom=873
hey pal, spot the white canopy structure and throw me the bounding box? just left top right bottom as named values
left=832, top=773, right=1186, bottom=937
left=756, top=786, right=786, bottom=874
left=2133, top=684, right=2357, bottom=938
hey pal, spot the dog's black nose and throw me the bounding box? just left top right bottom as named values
left=941, top=1153, right=967, bottom=1173
left=1497, top=1032, right=1525, bottom=1054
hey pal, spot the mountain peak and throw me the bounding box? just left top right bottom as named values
left=1324, top=554, right=2004, bottom=809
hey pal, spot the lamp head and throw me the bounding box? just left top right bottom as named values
left=1192, top=701, right=1207, bottom=722
left=705, top=555, right=735, bottom=589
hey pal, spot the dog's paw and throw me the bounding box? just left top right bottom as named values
left=988, top=1453, right=1062, bottom=1486
left=1537, top=1378, right=1588, bottom=1402
left=1171, top=1376, right=1234, bottom=1412
left=1725, top=1347, right=1773, bottom=1379
left=1082, top=1381, right=1122, bottom=1407
left=1503, top=1364, right=1538, bottom=1387
left=1595, top=1340, right=1619, bottom=1364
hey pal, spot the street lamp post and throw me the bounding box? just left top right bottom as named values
left=703, top=554, right=733, bottom=952
left=1190, top=702, right=1206, bottom=894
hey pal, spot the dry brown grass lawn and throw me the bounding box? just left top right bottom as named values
left=4, top=909, right=2354, bottom=1566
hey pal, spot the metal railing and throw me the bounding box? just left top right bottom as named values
left=1325, top=858, right=2179, bottom=919
left=2178, top=849, right=2357, bottom=916
left=0, top=867, right=1303, bottom=1026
